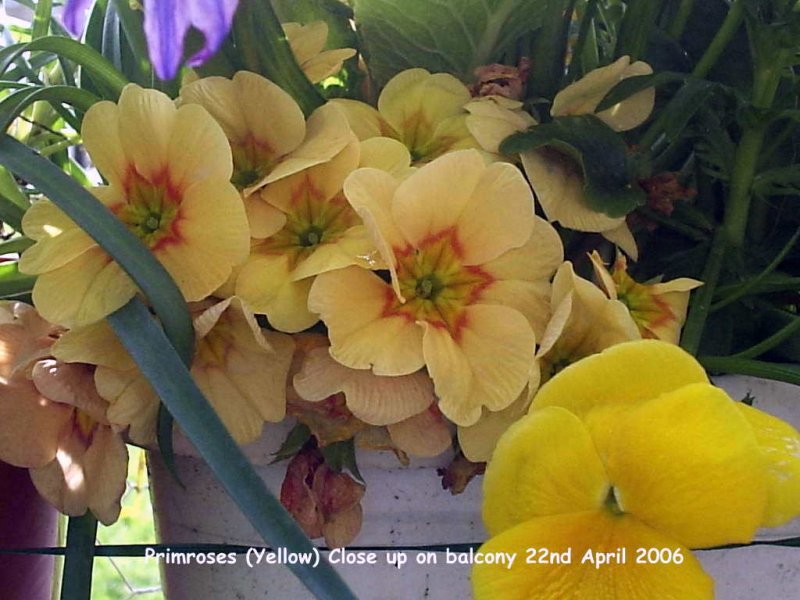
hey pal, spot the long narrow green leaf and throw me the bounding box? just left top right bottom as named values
left=5, top=37, right=128, bottom=100
left=0, top=237, right=33, bottom=254
left=0, top=134, right=193, bottom=364
left=108, top=299, right=357, bottom=600
left=0, top=262, right=36, bottom=298
left=595, top=72, right=686, bottom=112
left=0, top=86, right=99, bottom=132
left=60, top=513, right=97, bottom=600
left=699, top=355, right=800, bottom=386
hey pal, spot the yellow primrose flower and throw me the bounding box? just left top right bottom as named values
left=0, top=303, right=127, bottom=525
left=464, top=95, right=537, bottom=155
left=53, top=298, right=295, bottom=445
left=283, top=21, right=356, bottom=84
left=520, top=56, right=654, bottom=255
left=474, top=340, right=800, bottom=600
left=331, top=68, right=482, bottom=163
left=590, top=251, right=702, bottom=344
left=18, top=84, right=249, bottom=328
left=234, top=138, right=381, bottom=332
left=385, top=404, right=452, bottom=458
left=309, top=149, right=563, bottom=426
left=458, top=261, right=639, bottom=463
left=179, top=72, right=353, bottom=238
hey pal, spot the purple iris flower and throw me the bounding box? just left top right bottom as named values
left=63, top=0, right=239, bottom=80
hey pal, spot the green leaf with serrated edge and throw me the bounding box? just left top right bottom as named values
left=501, top=114, right=646, bottom=218
left=354, top=0, right=544, bottom=86
left=0, top=86, right=99, bottom=132
left=272, top=423, right=313, bottom=464
left=108, top=299, right=357, bottom=600
left=320, top=438, right=364, bottom=483
left=595, top=71, right=686, bottom=112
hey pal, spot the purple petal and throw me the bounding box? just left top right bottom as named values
left=186, top=0, right=239, bottom=67
left=62, top=0, right=94, bottom=36
left=144, top=0, right=191, bottom=80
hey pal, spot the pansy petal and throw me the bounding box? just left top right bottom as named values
left=608, top=383, right=767, bottom=548
left=532, top=339, right=708, bottom=419
left=473, top=511, right=712, bottom=600
left=737, top=403, right=800, bottom=527
left=309, top=267, right=424, bottom=375
left=482, top=407, right=608, bottom=535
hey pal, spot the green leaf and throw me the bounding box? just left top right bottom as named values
left=108, top=299, right=357, bottom=600
left=0, top=85, right=99, bottom=132
left=32, top=0, right=53, bottom=39
left=501, top=114, right=646, bottom=218
left=60, top=513, right=97, bottom=600
left=0, top=134, right=193, bottom=365
left=699, top=355, right=800, bottom=386
left=272, top=423, right=313, bottom=464
left=595, top=71, right=686, bottom=113
left=354, top=0, right=545, bottom=86
left=320, top=438, right=364, bottom=483
left=0, top=165, right=29, bottom=231
left=0, top=262, right=36, bottom=298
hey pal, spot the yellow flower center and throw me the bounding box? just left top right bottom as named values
left=614, top=271, right=675, bottom=337
left=231, top=136, right=279, bottom=190
left=256, top=179, right=359, bottom=270
left=117, top=171, right=181, bottom=250
left=603, top=486, right=625, bottom=516
left=72, top=409, right=98, bottom=444
left=389, top=230, right=493, bottom=334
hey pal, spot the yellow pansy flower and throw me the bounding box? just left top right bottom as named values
left=309, top=149, right=562, bottom=426
left=589, top=250, right=702, bottom=344
left=331, top=68, right=482, bottom=163
left=283, top=21, right=356, bottom=84
left=474, top=340, right=800, bottom=599
left=18, top=85, right=249, bottom=328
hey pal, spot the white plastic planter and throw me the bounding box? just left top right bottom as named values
left=149, top=376, right=800, bottom=599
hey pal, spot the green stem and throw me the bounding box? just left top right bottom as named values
left=528, top=0, right=575, bottom=100
left=680, top=230, right=726, bottom=355
left=614, top=0, right=659, bottom=61
left=667, top=0, right=694, bottom=39
left=711, top=226, right=800, bottom=312
left=699, top=355, right=800, bottom=386
left=714, top=276, right=800, bottom=298
left=723, top=124, right=766, bottom=248
left=732, top=313, right=800, bottom=360
left=566, top=0, right=599, bottom=82
left=692, top=0, right=744, bottom=78
left=60, top=514, right=97, bottom=600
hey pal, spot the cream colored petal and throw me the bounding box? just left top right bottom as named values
left=482, top=216, right=564, bottom=281
left=245, top=196, right=287, bottom=239
left=235, top=254, right=317, bottom=332
left=31, top=248, right=137, bottom=328
left=378, top=69, right=471, bottom=142
left=193, top=367, right=266, bottom=444
left=456, top=161, right=535, bottom=265
left=156, top=180, right=249, bottom=301
left=458, top=390, right=532, bottom=463
left=97, top=366, right=159, bottom=446
left=290, top=226, right=378, bottom=281
left=424, top=304, right=536, bottom=426
left=167, top=102, right=233, bottom=188
left=29, top=428, right=90, bottom=517
left=302, top=48, right=357, bottom=84
left=392, top=150, right=484, bottom=247
left=521, top=148, right=624, bottom=232
left=329, top=99, right=396, bottom=141
left=388, top=405, right=451, bottom=457
left=596, top=61, right=655, bottom=132
left=261, top=102, right=353, bottom=186
left=309, top=267, right=424, bottom=375
left=588, top=250, right=618, bottom=299
left=82, top=426, right=128, bottom=525
left=284, top=21, right=328, bottom=65
left=179, top=75, right=250, bottom=142
left=480, top=279, right=552, bottom=340
left=20, top=199, right=78, bottom=242
left=117, top=85, right=176, bottom=182
left=53, top=321, right=134, bottom=371
left=31, top=359, right=108, bottom=422
left=0, top=380, right=72, bottom=468
left=19, top=227, right=96, bottom=275
left=464, top=96, right=536, bottom=154
left=358, top=137, right=414, bottom=178
left=80, top=101, right=126, bottom=188
left=601, top=222, right=639, bottom=261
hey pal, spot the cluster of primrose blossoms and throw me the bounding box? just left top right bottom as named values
left=0, top=52, right=717, bottom=545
